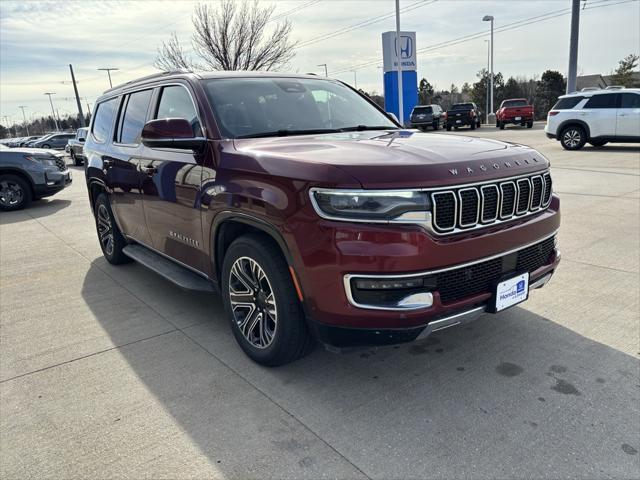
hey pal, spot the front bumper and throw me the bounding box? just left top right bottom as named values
left=34, top=169, right=72, bottom=197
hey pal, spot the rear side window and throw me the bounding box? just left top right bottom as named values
left=552, top=97, right=584, bottom=110
left=118, top=89, right=153, bottom=144
left=92, top=98, right=118, bottom=142
left=155, top=85, right=202, bottom=136
left=584, top=93, right=618, bottom=109
left=620, top=93, right=640, bottom=108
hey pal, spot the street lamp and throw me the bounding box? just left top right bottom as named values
left=317, top=64, right=328, bottom=77
left=18, top=106, right=29, bottom=136
left=43, top=92, right=60, bottom=131
left=98, top=67, right=119, bottom=88
left=483, top=15, right=494, bottom=122
left=352, top=70, right=358, bottom=89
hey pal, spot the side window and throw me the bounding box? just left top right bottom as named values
left=92, top=98, right=118, bottom=142
left=552, top=96, right=584, bottom=110
left=620, top=93, right=640, bottom=109
left=118, top=89, right=153, bottom=144
left=155, top=86, right=202, bottom=136
left=584, top=94, right=618, bottom=109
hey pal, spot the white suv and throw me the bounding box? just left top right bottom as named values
left=545, top=88, right=640, bottom=150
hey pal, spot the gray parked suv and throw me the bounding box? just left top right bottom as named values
left=31, top=132, right=75, bottom=150
left=0, top=145, right=72, bottom=210
left=410, top=104, right=444, bottom=131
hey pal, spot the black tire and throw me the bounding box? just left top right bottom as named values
left=446, top=125, right=452, bottom=131
left=94, top=193, right=131, bottom=265
left=527, top=122, right=533, bottom=128
left=560, top=125, right=587, bottom=150
left=476, top=119, right=481, bottom=128
left=500, top=121, right=506, bottom=130
left=41, top=144, right=50, bottom=149
left=222, top=234, right=314, bottom=366
left=470, top=121, right=476, bottom=130
left=0, top=174, right=32, bottom=211
left=70, top=151, right=82, bottom=166
left=589, top=140, right=608, bottom=147
left=496, top=121, right=501, bottom=128
left=433, top=121, right=439, bottom=130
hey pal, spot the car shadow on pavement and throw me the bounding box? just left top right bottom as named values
left=0, top=199, right=71, bottom=224
left=581, top=145, right=640, bottom=153
left=79, top=260, right=640, bottom=479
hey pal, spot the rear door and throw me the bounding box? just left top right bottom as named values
left=106, top=89, right=154, bottom=245
left=616, top=92, right=640, bottom=138
left=140, top=84, right=208, bottom=273
left=581, top=93, right=619, bottom=137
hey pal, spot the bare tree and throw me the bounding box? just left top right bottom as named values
left=154, top=32, right=192, bottom=71
left=155, top=0, right=296, bottom=72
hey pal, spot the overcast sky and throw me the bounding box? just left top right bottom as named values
left=0, top=0, right=638, bottom=125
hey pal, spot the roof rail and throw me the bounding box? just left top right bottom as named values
left=104, top=69, right=193, bottom=94
left=580, top=87, right=599, bottom=91
left=605, top=85, right=625, bottom=90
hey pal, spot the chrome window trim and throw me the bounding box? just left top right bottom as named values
left=432, top=191, right=457, bottom=232
left=343, top=230, right=558, bottom=310
left=458, top=188, right=480, bottom=228
left=480, top=184, right=499, bottom=223
left=499, top=181, right=517, bottom=219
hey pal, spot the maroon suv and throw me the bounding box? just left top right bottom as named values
left=84, top=71, right=560, bottom=366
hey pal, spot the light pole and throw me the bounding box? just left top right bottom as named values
left=483, top=15, right=494, bottom=121
left=395, top=0, right=404, bottom=126
left=484, top=39, right=490, bottom=124
left=352, top=70, right=358, bottom=89
left=317, top=64, right=328, bottom=77
left=98, top=67, right=119, bottom=88
left=566, top=0, right=580, bottom=93
left=43, top=92, right=59, bottom=131
left=18, top=106, right=29, bottom=136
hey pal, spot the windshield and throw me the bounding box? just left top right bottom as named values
left=502, top=100, right=528, bottom=108
left=451, top=103, right=473, bottom=110
left=203, top=77, right=397, bottom=138
left=412, top=106, right=433, bottom=114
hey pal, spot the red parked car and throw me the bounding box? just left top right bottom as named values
left=496, top=99, right=534, bottom=129
left=84, top=71, right=560, bottom=366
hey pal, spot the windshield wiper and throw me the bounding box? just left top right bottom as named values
left=338, top=125, right=399, bottom=132
left=236, top=128, right=342, bottom=139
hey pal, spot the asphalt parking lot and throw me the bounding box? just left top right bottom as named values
left=1, top=123, right=639, bottom=479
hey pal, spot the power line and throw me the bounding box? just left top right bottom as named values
left=330, top=0, right=633, bottom=75
left=271, top=0, right=322, bottom=22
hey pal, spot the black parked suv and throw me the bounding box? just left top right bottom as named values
left=410, top=104, right=444, bottom=131
left=445, top=102, right=482, bottom=131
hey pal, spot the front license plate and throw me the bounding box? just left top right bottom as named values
left=456, top=119, right=462, bottom=124
left=493, top=272, right=529, bottom=312
left=515, top=116, right=522, bottom=121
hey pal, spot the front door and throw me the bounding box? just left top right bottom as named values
left=617, top=92, right=640, bottom=138
left=581, top=93, right=619, bottom=137
left=141, top=84, right=208, bottom=273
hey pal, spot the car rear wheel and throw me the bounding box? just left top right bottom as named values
left=222, top=234, right=314, bottom=366
left=446, top=125, right=452, bottom=131
left=589, top=140, right=608, bottom=147
left=560, top=125, right=587, bottom=150
left=527, top=122, right=533, bottom=128
left=94, top=193, right=131, bottom=265
left=470, top=121, right=476, bottom=130
left=499, top=122, right=505, bottom=130
left=0, top=174, right=31, bottom=211
left=433, top=121, right=439, bottom=130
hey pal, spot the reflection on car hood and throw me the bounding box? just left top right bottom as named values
left=233, top=130, right=548, bottom=188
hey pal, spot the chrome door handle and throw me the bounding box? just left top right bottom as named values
left=142, top=165, right=157, bottom=175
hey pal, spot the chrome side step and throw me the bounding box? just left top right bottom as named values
left=122, top=244, right=215, bottom=293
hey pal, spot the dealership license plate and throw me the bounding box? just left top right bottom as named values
left=493, top=272, right=529, bottom=312
left=456, top=119, right=462, bottom=124
left=515, top=116, right=522, bottom=121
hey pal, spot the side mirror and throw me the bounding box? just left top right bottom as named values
left=141, top=118, right=206, bottom=152
left=79, top=137, right=86, bottom=142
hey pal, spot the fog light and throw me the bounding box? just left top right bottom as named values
left=398, top=292, right=433, bottom=309
left=355, top=278, right=423, bottom=290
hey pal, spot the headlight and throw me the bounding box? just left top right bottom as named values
left=24, top=155, right=57, bottom=167
left=310, top=188, right=430, bottom=222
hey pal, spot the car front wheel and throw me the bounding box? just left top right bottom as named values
left=0, top=174, right=31, bottom=211
left=222, top=234, right=314, bottom=366
left=560, top=125, right=587, bottom=150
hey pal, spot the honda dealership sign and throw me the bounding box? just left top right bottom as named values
left=382, top=31, right=418, bottom=125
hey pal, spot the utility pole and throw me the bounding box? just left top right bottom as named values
left=317, top=64, right=328, bottom=77
left=566, top=0, right=580, bottom=93
left=352, top=70, right=358, bottom=89
left=2, top=116, right=13, bottom=137
left=18, top=106, right=29, bottom=136
left=44, top=92, right=59, bottom=131
left=69, top=64, right=86, bottom=127
left=483, top=15, right=495, bottom=119
left=98, top=67, right=118, bottom=88
left=484, top=40, right=490, bottom=124
left=395, top=0, right=404, bottom=126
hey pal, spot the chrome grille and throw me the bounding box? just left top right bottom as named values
left=431, top=171, right=553, bottom=234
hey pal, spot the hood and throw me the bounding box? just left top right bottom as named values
left=5, top=147, right=63, bottom=157
left=233, top=130, right=549, bottom=188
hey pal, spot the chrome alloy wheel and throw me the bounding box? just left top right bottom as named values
left=96, top=204, right=114, bottom=256
left=228, top=256, right=277, bottom=349
left=0, top=180, right=24, bottom=207
left=563, top=128, right=581, bottom=148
